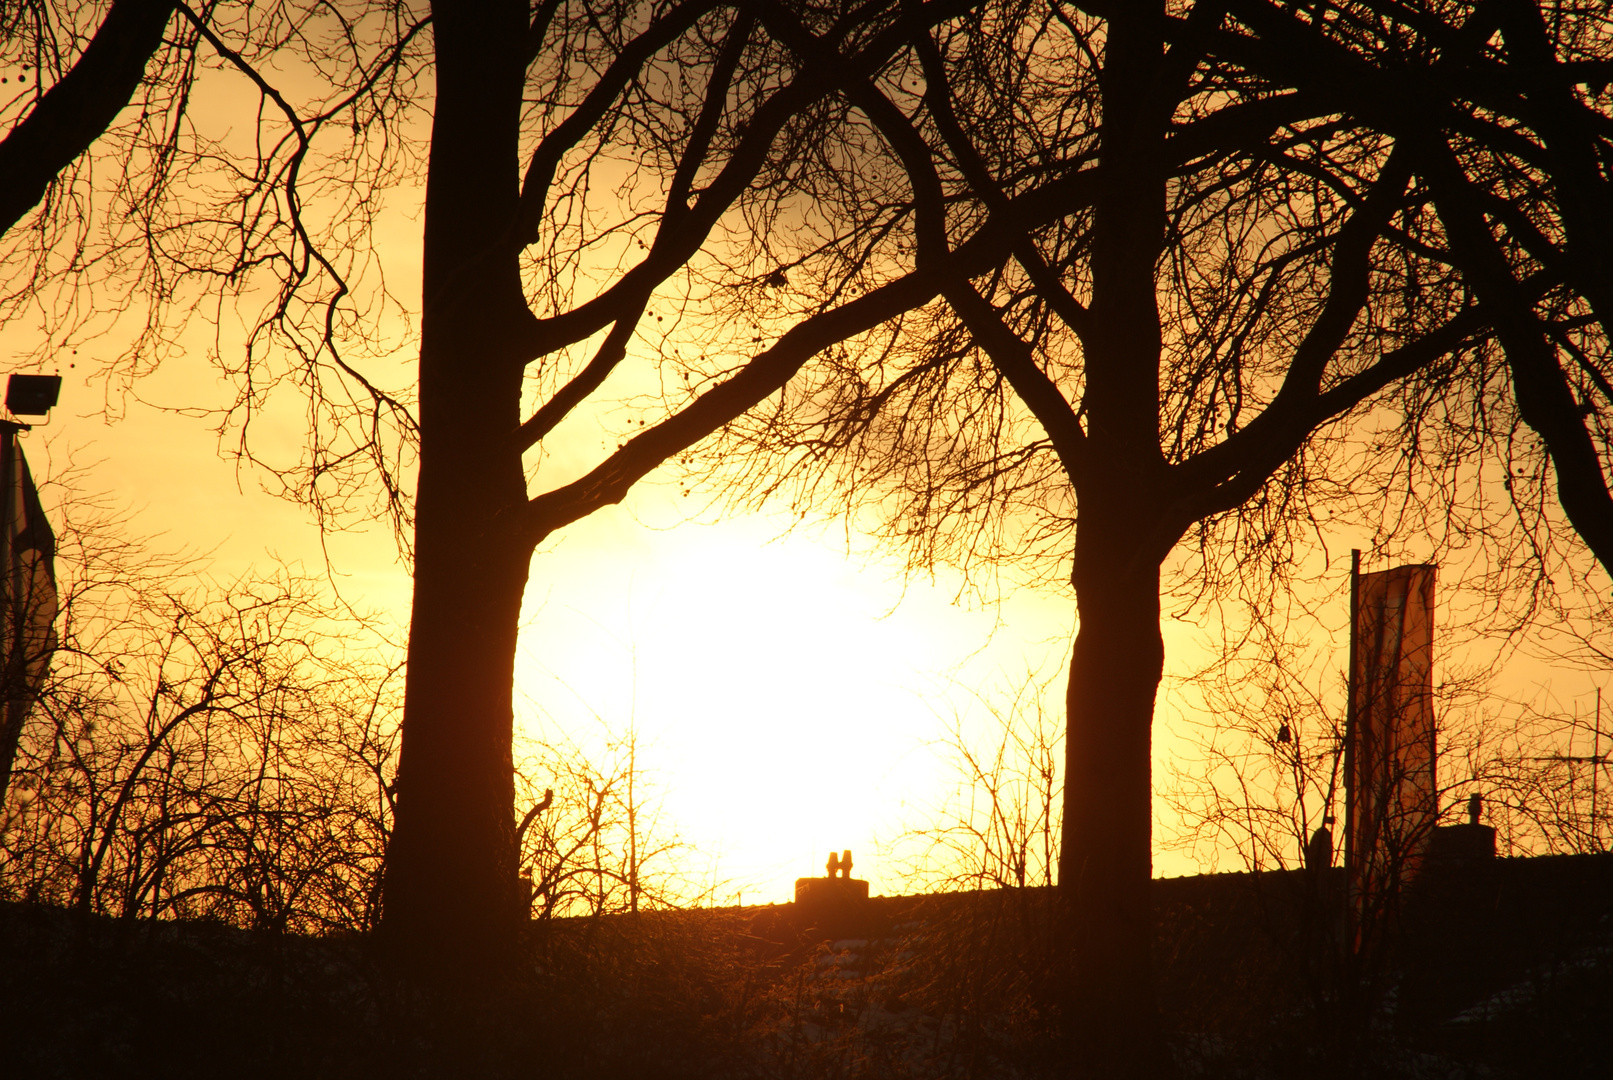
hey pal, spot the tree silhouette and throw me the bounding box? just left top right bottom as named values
left=380, top=0, right=1058, bottom=972
left=707, top=1, right=1613, bottom=1066
left=0, top=493, right=403, bottom=933
left=0, top=0, right=177, bottom=237
left=0, top=0, right=192, bottom=836
left=5, top=0, right=1052, bottom=974
left=1226, top=0, right=1613, bottom=575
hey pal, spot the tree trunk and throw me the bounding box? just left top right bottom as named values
left=380, top=0, right=534, bottom=975
left=1060, top=514, right=1168, bottom=1077
left=1057, top=7, right=1173, bottom=1071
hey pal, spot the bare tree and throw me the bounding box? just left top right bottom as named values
left=379, top=0, right=1060, bottom=972
left=0, top=0, right=180, bottom=238
left=690, top=1, right=1613, bottom=1066
left=1226, top=0, right=1613, bottom=573
left=0, top=3, right=209, bottom=802
left=513, top=720, right=697, bottom=920
left=15, top=10, right=1609, bottom=1061
left=3, top=0, right=935, bottom=969
left=0, top=495, right=404, bottom=933
left=896, top=669, right=1063, bottom=896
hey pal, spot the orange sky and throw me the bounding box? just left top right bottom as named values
left=12, top=369, right=1089, bottom=901
left=6, top=303, right=1610, bottom=903
left=3, top=37, right=1608, bottom=907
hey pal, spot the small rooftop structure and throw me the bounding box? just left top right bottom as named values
left=1429, top=792, right=1497, bottom=866
left=794, top=849, right=871, bottom=939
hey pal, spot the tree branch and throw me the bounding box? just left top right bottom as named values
left=0, top=0, right=176, bottom=235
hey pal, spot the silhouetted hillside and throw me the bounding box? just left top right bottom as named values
left=3, top=854, right=1609, bottom=1078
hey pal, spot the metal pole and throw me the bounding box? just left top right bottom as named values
left=0, top=422, right=13, bottom=611
left=0, top=422, right=16, bottom=810
left=1595, top=687, right=1602, bottom=850
left=1427, top=565, right=1438, bottom=844
left=0, top=422, right=15, bottom=687
left=1344, top=549, right=1360, bottom=884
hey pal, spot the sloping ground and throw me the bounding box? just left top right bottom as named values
left=1144, top=854, right=1613, bottom=1077
left=0, top=900, right=770, bottom=1079
left=1398, top=854, right=1613, bottom=1077
left=2, top=855, right=1609, bottom=1079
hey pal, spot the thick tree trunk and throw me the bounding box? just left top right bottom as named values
left=1060, top=515, right=1168, bottom=1077
left=1056, top=7, right=1174, bottom=1072
left=381, top=0, right=534, bottom=975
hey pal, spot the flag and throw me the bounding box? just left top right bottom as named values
left=1346, top=560, right=1437, bottom=936
left=0, top=426, right=57, bottom=812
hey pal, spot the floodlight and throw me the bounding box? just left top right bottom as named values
left=6, top=375, right=61, bottom=416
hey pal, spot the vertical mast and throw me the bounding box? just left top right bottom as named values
left=1344, top=549, right=1361, bottom=884
left=0, top=422, right=15, bottom=809
left=0, top=424, right=12, bottom=596
left=0, top=422, right=15, bottom=681
left=1595, top=686, right=1602, bottom=848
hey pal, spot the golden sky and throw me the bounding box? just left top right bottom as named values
left=3, top=27, right=1608, bottom=908
left=7, top=293, right=1610, bottom=904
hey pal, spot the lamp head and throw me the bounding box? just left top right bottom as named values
left=5, top=375, right=61, bottom=417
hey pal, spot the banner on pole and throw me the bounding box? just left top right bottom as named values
left=1347, top=562, right=1437, bottom=924
left=0, top=428, right=58, bottom=810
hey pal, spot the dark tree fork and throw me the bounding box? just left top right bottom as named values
left=382, top=0, right=1017, bottom=970
left=921, top=9, right=1462, bottom=1066
left=714, top=2, right=1613, bottom=1071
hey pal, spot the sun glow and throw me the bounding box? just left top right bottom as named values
left=15, top=382, right=1608, bottom=911
left=511, top=490, right=1078, bottom=904
left=8, top=17, right=1610, bottom=929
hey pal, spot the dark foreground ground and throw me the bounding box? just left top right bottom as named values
left=2, top=854, right=1609, bottom=1079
